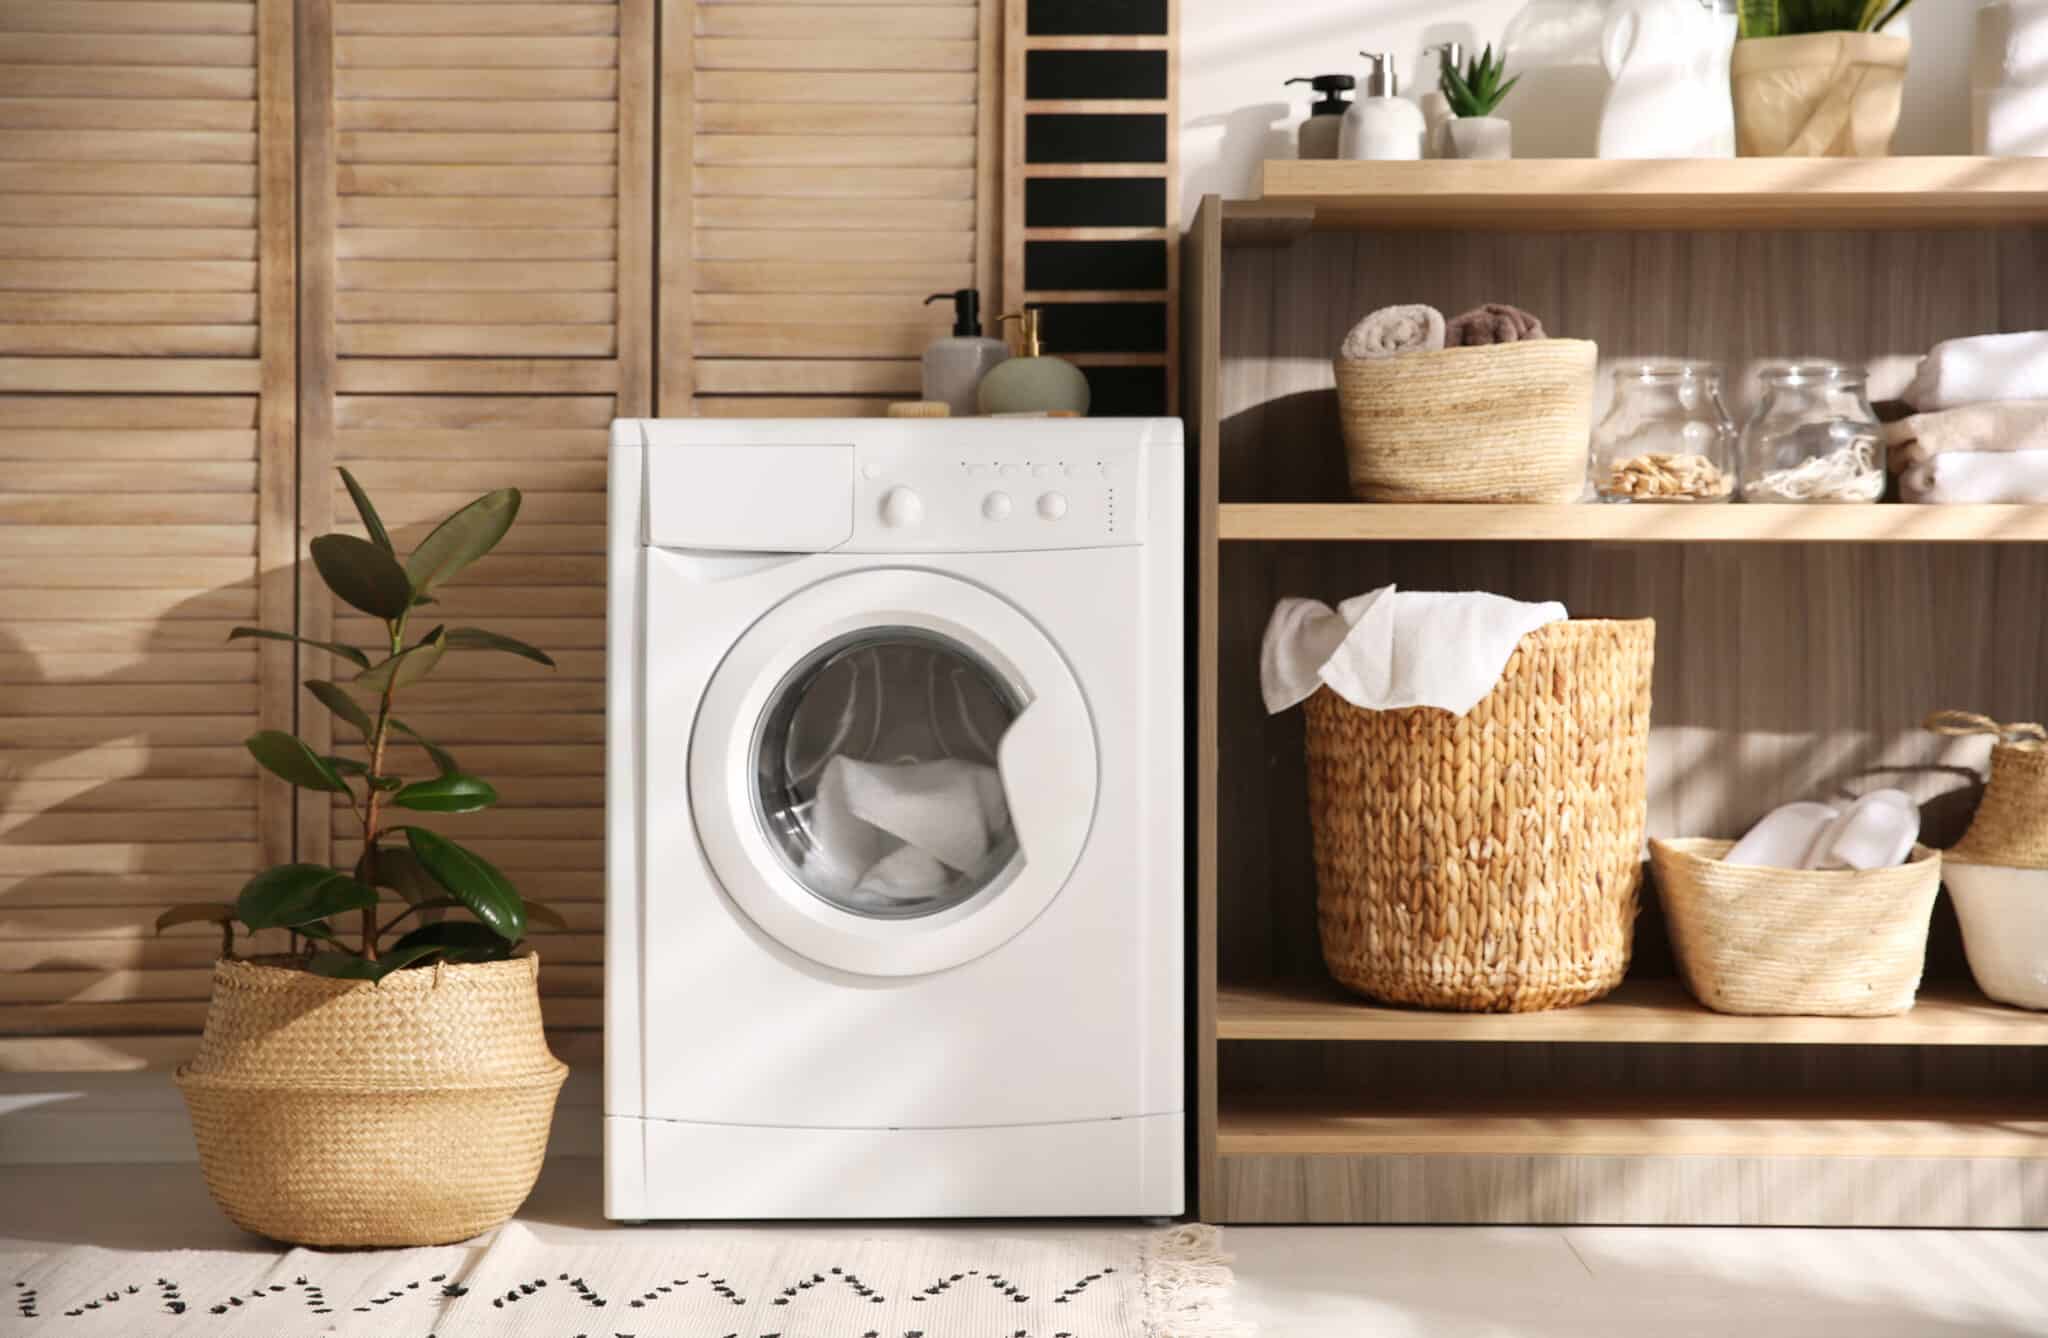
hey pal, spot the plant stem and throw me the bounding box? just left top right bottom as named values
left=358, top=614, right=406, bottom=960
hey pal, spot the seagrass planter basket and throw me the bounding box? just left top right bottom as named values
left=1333, top=338, right=1597, bottom=502
left=1304, top=619, right=1655, bottom=1012
left=176, top=954, right=567, bottom=1247
left=1650, top=839, right=1942, bottom=1017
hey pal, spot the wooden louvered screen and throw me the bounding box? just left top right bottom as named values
left=0, top=0, right=297, bottom=1068
left=296, top=0, right=652, bottom=1065
left=662, top=0, right=1001, bottom=417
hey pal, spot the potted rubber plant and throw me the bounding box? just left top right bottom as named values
left=1438, top=44, right=1520, bottom=160
left=1731, top=0, right=1913, bottom=155
left=155, top=471, right=568, bottom=1248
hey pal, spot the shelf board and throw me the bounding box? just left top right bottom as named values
left=1219, top=502, right=2048, bottom=543
left=1218, top=1093, right=2048, bottom=1160
left=1219, top=979, right=2048, bottom=1047
left=1255, top=157, right=2048, bottom=231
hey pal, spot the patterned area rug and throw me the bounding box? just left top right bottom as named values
left=4, top=1222, right=1247, bottom=1337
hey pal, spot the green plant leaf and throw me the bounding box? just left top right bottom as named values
left=326, top=754, right=369, bottom=776
left=391, top=719, right=459, bottom=775
left=392, top=919, right=514, bottom=963
left=235, top=864, right=378, bottom=930
left=305, top=944, right=449, bottom=980
left=355, top=628, right=447, bottom=694
left=227, top=627, right=370, bottom=671
left=403, top=827, right=525, bottom=942
left=523, top=899, right=570, bottom=932
left=393, top=774, right=499, bottom=813
left=368, top=774, right=404, bottom=792
left=303, top=679, right=372, bottom=739
left=310, top=533, right=413, bottom=620
left=154, top=903, right=235, bottom=933
left=1739, top=0, right=1779, bottom=38
left=406, top=489, right=520, bottom=595
left=356, top=845, right=443, bottom=905
left=444, top=627, right=556, bottom=668
left=337, top=466, right=394, bottom=555
left=245, top=730, right=350, bottom=793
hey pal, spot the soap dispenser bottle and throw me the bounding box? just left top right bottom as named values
left=975, top=309, right=1091, bottom=416
left=1339, top=52, right=1426, bottom=161
left=1419, top=42, right=1464, bottom=157
left=1286, top=74, right=1355, bottom=159
left=921, top=289, right=1009, bottom=417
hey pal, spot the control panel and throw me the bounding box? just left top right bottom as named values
left=849, top=443, right=1134, bottom=552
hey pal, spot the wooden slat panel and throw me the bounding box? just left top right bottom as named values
left=0, top=33, right=256, bottom=66
left=338, top=131, right=618, bottom=163
left=336, top=229, right=616, bottom=260
left=694, top=358, right=921, bottom=394
left=695, top=38, right=973, bottom=70
left=696, top=227, right=974, bottom=262
left=695, top=164, right=971, bottom=198
left=696, top=195, right=974, bottom=230
left=335, top=36, right=618, bottom=67
left=696, top=4, right=975, bottom=38
left=0, top=64, right=257, bottom=99
left=0, top=293, right=258, bottom=323
left=695, top=68, right=972, bottom=103
left=696, top=259, right=972, bottom=293
left=338, top=195, right=616, bottom=227
left=696, top=100, right=973, bottom=135
left=336, top=66, right=617, bottom=100
left=693, top=133, right=972, bottom=166
left=0, top=98, right=257, bottom=130
left=0, top=3, right=256, bottom=36
left=0, top=326, right=256, bottom=356
left=336, top=99, right=618, bottom=132
left=336, top=291, right=613, bottom=323
left=338, top=260, right=614, bottom=291
left=334, top=3, right=621, bottom=36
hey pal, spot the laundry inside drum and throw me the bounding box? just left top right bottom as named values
left=753, top=629, right=1024, bottom=919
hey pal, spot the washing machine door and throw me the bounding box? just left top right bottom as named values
left=690, top=568, right=1098, bottom=977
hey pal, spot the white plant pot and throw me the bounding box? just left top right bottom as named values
left=1445, top=116, right=1513, bottom=160
left=1944, top=862, right=2048, bottom=1010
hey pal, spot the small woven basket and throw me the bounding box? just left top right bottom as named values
left=1651, top=839, right=1942, bottom=1017
left=1926, top=710, right=2048, bottom=868
left=1333, top=339, right=1597, bottom=502
left=177, top=955, right=567, bottom=1247
left=1306, top=619, right=1654, bottom=1012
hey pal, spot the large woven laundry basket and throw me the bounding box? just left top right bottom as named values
left=1304, top=619, right=1655, bottom=1012
left=177, top=955, right=566, bottom=1247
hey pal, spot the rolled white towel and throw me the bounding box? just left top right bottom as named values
left=1904, top=331, right=2048, bottom=410
left=1885, top=400, right=2048, bottom=468
left=1340, top=304, right=1446, bottom=361
left=1900, top=448, right=2048, bottom=503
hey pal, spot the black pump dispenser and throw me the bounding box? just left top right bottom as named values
left=925, top=289, right=984, bottom=338
left=1286, top=74, right=1356, bottom=116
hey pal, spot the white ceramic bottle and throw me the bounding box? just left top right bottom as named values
left=1419, top=42, right=1464, bottom=158
left=920, top=289, right=1009, bottom=417
left=1339, top=53, right=1426, bottom=161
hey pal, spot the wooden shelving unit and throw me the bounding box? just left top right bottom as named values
left=1183, top=160, right=2048, bottom=1227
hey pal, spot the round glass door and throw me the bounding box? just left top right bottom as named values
left=754, top=629, right=1022, bottom=920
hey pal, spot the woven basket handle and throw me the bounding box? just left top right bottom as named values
left=1923, top=709, right=2048, bottom=746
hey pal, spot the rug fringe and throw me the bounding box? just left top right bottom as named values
left=1142, top=1223, right=1254, bottom=1337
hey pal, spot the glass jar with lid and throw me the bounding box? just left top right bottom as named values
left=1591, top=362, right=1738, bottom=503
left=1738, top=362, right=1885, bottom=504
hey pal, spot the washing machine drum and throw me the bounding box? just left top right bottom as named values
left=689, top=570, right=1099, bottom=977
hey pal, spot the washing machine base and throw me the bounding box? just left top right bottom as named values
left=605, top=1112, right=1184, bottom=1220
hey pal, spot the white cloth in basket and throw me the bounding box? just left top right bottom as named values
left=1260, top=585, right=1568, bottom=717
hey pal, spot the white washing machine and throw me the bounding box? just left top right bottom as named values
left=605, top=417, right=1184, bottom=1220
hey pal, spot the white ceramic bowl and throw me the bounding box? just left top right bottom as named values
left=1944, top=862, right=2048, bottom=1011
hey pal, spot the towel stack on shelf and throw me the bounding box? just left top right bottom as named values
left=1892, top=331, right=2048, bottom=503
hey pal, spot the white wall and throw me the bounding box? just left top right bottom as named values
left=1182, top=0, right=1973, bottom=220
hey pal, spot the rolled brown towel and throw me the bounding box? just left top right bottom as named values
left=1446, top=303, right=1546, bottom=347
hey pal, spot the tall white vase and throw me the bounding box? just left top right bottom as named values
left=1597, top=0, right=1735, bottom=157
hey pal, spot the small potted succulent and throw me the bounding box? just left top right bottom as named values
left=1438, top=44, right=1520, bottom=160
left=1731, top=0, right=1914, bottom=156
left=156, top=471, right=568, bottom=1248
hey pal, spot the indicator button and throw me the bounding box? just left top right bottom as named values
left=1037, top=492, right=1069, bottom=520
left=878, top=487, right=923, bottom=528
left=981, top=491, right=1013, bottom=521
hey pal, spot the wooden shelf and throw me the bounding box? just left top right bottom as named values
left=1218, top=1093, right=2048, bottom=1160
left=1255, top=157, right=2048, bottom=231
left=1220, top=979, right=2048, bottom=1047
left=1219, top=502, right=2048, bottom=543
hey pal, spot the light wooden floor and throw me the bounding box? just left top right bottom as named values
left=2, top=1160, right=2045, bottom=1337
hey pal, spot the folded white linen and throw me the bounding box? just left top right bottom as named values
left=1884, top=400, right=2048, bottom=467
left=1260, top=585, right=1568, bottom=717
left=1900, top=448, right=2048, bottom=503
left=857, top=845, right=953, bottom=898
left=1904, top=331, right=2048, bottom=410
left=1339, top=304, right=1446, bottom=361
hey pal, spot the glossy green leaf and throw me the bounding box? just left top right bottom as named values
left=393, top=774, right=498, bottom=814
left=154, top=902, right=234, bottom=933
left=357, top=845, right=441, bottom=905
left=227, top=627, right=370, bottom=671
left=325, top=754, right=369, bottom=776
left=523, top=899, right=570, bottom=932
left=391, top=719, right=459, bottom=775
left=310, top=533, right=413, bottom=620
left=306, top=944, right=449, bottom=981
left=406, top=489, right=520, bottom=595
left=392, top=919, right=513, bottom=964
left=356, top=628, right=447, bottom=694
left=304, top=680, right=372, bottom=739
left=403, top=827, right=524, bottom=942
left=337, top=466, right=394, bottom=555
left=244, top=731, right=350, bottom=793
left=235, top=864, right=377, bottom=930
left=444, top=627, right=556, bottom=668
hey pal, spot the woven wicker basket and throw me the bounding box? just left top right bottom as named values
left=177, top=954, right=567, bottom=1247
left=1306, top=619, right=1655, bottom=1012
left=1333, top=339, right=1597, bottom=502
left=1650, top=839, right=1942, bottom=1017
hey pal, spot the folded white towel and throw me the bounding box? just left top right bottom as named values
left=1904, top=331, right=2048, bottom=410
left=1900, top=448, right=2048, bottom=503
left=1339, top=304, right=1446, bottom=361
left=804, top=756, right=1008, bottom=903
left=1261, top=585, right=1568, bottom=717
left=1884, top=400, right=2048, bottom=467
